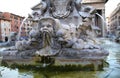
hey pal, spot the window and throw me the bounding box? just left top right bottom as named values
left=16, top=27, right=19, bottom=29
left=10, top=15, right=13, bottom=18
left=118, top=16, right=120, bottom=26
left=115, top=16, right=117, bottom=19
left=14, top=16, right=18, bottom=20
left=4, top=28, right=6, bottom=31
left=15, top=21, right=18, bottom=25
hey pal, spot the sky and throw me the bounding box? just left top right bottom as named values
left=105, top=0, right=120, bottom=17
left=0, top=0, right=40, bottom=17
left=0, top=0, right=120, bottom=17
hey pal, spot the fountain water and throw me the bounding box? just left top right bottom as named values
left=95, top=13, right=107, bottom=37
left=95, top=13, right=105, bottom=22
left=17, top=16, right=28, bottom=41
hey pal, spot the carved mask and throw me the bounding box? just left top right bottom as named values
left=38, top=18, right=56, bottom=47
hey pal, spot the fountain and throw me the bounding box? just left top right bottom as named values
left=0, top=0, right=109, bottom=70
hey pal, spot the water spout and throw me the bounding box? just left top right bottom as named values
left=17, top=17, right=28, bottom=40
left=95, top=13, right=107, bottom=37
left=95, top=13, right=105, bottom=22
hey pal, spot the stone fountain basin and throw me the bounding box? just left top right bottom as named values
left=57, top=48, right=109, bottom=57
left=52, top=48, right=109, bottom=70
left=0, top=48, right=108, bottom=61
left=0, top=48, right=108, bottom=70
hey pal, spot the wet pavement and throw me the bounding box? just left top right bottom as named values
left=0, top=39, right=120, bottom=78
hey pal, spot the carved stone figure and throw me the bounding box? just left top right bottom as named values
left=29, top=29, right=40, bottom=41
left=39, top=18, right=55, bottom=49
left=31, top=0, right=47, bottom=20
left=56, top=24, right=75, bottom=48
left=27, top=17, right=61, bottom=55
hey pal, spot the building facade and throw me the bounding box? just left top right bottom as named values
left=0, top=12, right=3, bottom=41
left=0, top=13, right=11, bottom=42
left=82, top=0, right=108, bottom=37
left=109, top=3, right=120, bottom=36
left=2, top=12, right=25, bottom=33
left=0, top=12, right=24, bottom=41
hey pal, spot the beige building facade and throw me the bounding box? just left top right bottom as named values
left=82, top=0, right=108, bottom=37
left=109, top=3, right=120, bottom=36
left=0, top=18, right=11, bottom=42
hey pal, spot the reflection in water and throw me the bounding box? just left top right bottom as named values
left=0, top=39, right=120, bottom=78
left=0, top=67, right=33, bottom=78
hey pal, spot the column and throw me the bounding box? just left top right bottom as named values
left=117, top=14, right=119, bottom=27
left=0, top=24, right=2, bottom=41
left=102, top=9, right=106, bottom=37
